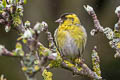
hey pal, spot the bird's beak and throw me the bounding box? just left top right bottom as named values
left=55, top=18, right=63, bottom=23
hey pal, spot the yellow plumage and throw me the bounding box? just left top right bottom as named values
left=54, top=13, right=87, bottom=62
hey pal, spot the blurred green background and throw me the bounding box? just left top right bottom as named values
left=0, top=0, right=120, bottom=80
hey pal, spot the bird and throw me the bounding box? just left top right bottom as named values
left=54, top=13, right=87, bottom=64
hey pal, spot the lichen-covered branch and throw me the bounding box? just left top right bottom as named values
left=84, top=5, right=104, bottom=34
left=61, top=60, right=101, bottom=79
left=0, top=45, right=13, bottom=56
left=92, top=46, right=101, bottom=79
left=84, top=5, right=120, bottom=58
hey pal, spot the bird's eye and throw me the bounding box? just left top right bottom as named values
left=69, top=17, right=74, bottom=21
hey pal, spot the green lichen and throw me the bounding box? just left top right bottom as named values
left=77, top=66, right=82, bottom=71
left=22, top=54, right=40, bottom=75
left=24, top=21, right=31, bottom=28
left=114, top=30, right=120, bottom=38
left=39, top=44, right=52, bottom=56
left=12, top=43, right=24, bottom=56
left=64, top=59, right=82, bottom=71
left=24, top=0, right=27, bottom=4
left=12, top=15, right=21, bottom=27
left=42, top=69, right=53, bottom=80
left=64, top=60, right=75, bottom=67
left=49, top=52, right=62, bottom=68
left=92, top=48, right=101, bottom=78
left=22, top=39, right=27, bottom=44
left=2, top=0, right=6, bottom=8
left=22, top=66, right=28, bottom=72
left=16, top=43, right=22, bottom=49
left=117, top=42, right=120, bottom=48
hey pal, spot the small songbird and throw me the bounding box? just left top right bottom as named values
left=54, top=13, right=87, bottom=63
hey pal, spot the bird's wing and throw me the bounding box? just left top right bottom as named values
left=68, top=24, right=87, bottom=58
left=54, top=28, right=67, bottom=57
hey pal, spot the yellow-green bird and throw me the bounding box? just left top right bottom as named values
left=54, top=13, right=87, bottom=63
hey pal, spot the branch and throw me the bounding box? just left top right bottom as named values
left=84, top=5, right=120, bottom=58
left=61, top=61, right=101, bottom=79
left=0, top=45, right=12, bottom=56
left=84, top=5, right=104, bottom=34
left=92, top=46, right=101, bottom=79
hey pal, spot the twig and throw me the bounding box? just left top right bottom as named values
left=92, top=46, right=101, bottom=79
left=0, top=45, right=15, bottom=56
left=84, top=5, right=120, bottom=58
left=84, top=5, right=104, bottom=35
left=61, top=61, right=101, bottom=79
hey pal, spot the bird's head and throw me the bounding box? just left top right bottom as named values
left=55, top=13, right=80, bottom=25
